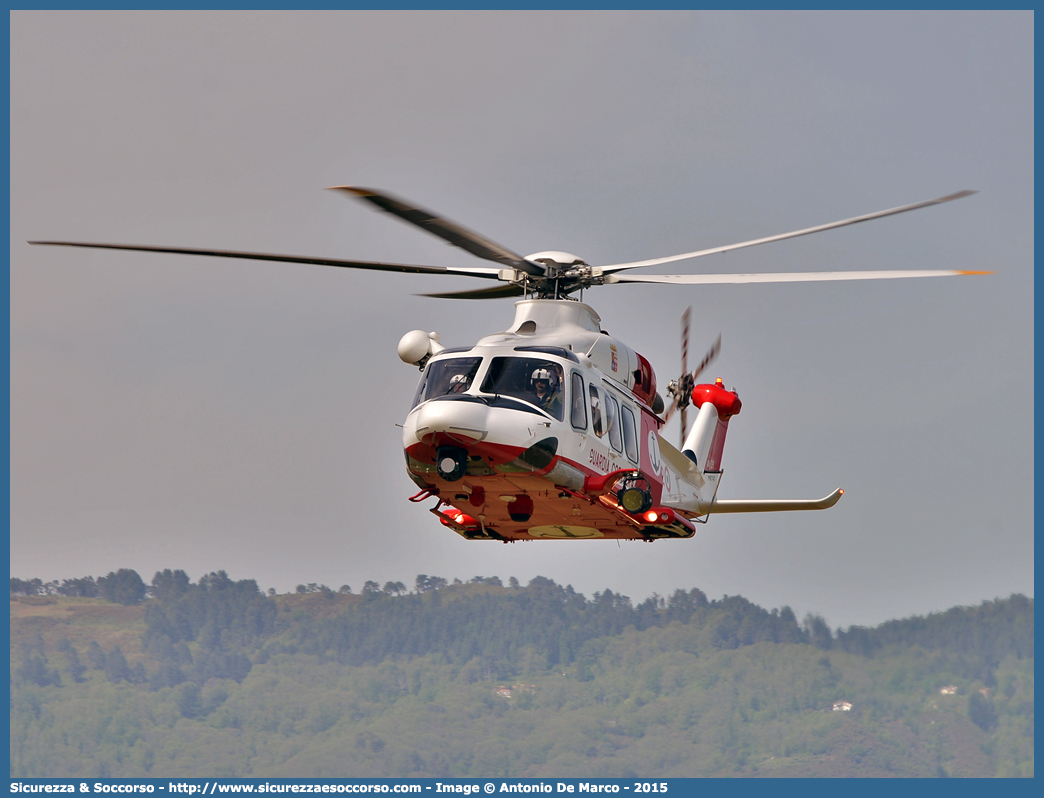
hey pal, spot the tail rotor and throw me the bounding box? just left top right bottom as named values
left=665, top=307, right=721, bottom=447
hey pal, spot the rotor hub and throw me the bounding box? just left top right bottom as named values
left=525, top=251, right=587, bottom=268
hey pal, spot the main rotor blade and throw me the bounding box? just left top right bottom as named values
left=28, top=241, right=505, bottom=279
left=608, top=269, right=991, bottom=286
left=330, top=186, right=544, bottom=276
left=600, top=190, right=977, bottom=274
left=419, top=284, right=527, bottom=300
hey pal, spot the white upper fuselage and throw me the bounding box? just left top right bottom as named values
left=404, top=299, right=639, bottom=474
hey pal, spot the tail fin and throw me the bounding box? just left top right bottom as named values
left=682, top=379, right=741, bottom=471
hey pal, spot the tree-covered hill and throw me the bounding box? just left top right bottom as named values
left=10, top=571, right=1033, bottom=778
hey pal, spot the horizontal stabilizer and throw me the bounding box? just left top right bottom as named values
left=658, top=435, right=704, bottom=488
left=698, top=488, right=843, bottom=514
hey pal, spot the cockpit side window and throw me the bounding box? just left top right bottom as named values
left=412, top=356, right=483, bottom=408
left=480, top=357, right=564, bottom=421
left=570, top=372, right=587, bottom=430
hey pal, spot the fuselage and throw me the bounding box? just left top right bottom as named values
left=401, top=300, right=716, bottom=541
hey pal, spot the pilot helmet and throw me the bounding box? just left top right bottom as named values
left=449, top=373, right=469, bottom=391
left=531, top=368, right=555, bottom=388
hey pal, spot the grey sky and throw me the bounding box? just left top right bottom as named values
left=11, top=11, right=1032, bottom=629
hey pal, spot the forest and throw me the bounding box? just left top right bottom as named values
left=10, top=570, right=1034, bottom=778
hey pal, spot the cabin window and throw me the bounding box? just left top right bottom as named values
left=589, top=384, right=605, bottom=438
left=570, top=372, right=587, bottom=430
left=413, top=357, right=483, bottom=407
left=621, top=405, right=639, bottom=463
left=480, top=357, right=564, bottom=420
left=605, top=392, right=623, bottom=453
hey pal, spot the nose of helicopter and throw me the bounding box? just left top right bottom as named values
left=409, top=398, right=490, bottom=447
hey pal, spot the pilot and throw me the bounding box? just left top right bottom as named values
left=531, top=368, right=562, bottom=416
left=448, top=373, right=470, bottom=394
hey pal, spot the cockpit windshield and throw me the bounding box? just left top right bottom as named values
left=480, top=357, right=565, bottom=420
left=412, top=356, right=483, bottom=407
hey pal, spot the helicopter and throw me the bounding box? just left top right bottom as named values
left=31, top=187, right=984, bottom=542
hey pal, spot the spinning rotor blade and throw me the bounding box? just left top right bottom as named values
left=27, top=241, right=505, bottom=279
left=330, top=186, right=543, bottom=276
left=663, top=399, right=682, bottom=422
left=420, top=283, right=527, bottom=300
left=690, top=333, right=721, bottom=383
left=664, top=332, right=722, bottom=431
left=681, top=306, right=691, bottom=376
left=679, top=307, right=690, bottom=441
left=664, top=308, right=691, bottom=430
left=609, top=269, right=991, bottom=286
left=600, top=190, right=977, bottom=274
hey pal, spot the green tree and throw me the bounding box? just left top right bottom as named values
left=151, top=569, right=190, bottom=601
left=968, top=691, right=998, bottom=731
left=175, top=682, right=202, bottom=718
left=16, top=649, right=61, bottom=687
left=56, top=639, right=87, bottom=683
left=10, top=577, right=43, bottom=596
left=105, top=646, right=133, bottom=682
left=98, top=569, right=147, bottom=605
left=804, top=613, right=834, bottom=650
left=86, top=640, right=106, bottom=669
left=57, top=576, right=99, bottom=597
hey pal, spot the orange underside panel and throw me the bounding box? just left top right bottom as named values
left=423, top=470, right=695, bottom=542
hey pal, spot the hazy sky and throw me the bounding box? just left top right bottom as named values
left=10, top=11, right=1033, bottom=629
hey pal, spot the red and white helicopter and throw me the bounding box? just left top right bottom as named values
left=32, top=188, right=984, bottom=542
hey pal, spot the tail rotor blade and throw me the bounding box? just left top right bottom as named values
left=690, top=334, right=722, bottom=383
left=680, top=307, right=691, bottom=446
left=665, top=326, right=722, bottom=448
left=681, top=307, right=691, bottom=378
